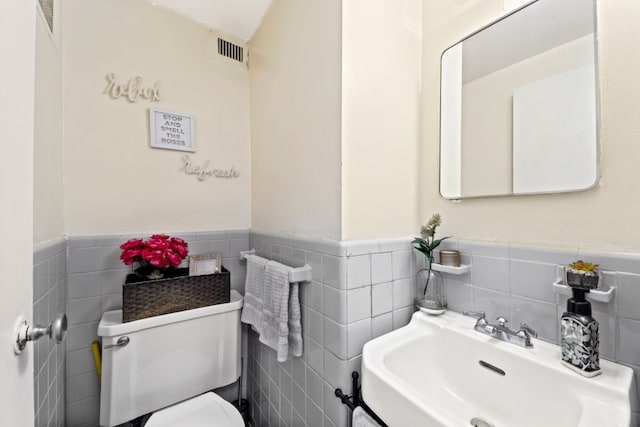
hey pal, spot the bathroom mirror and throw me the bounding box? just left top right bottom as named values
left=439, top=0, right=598, bottom=199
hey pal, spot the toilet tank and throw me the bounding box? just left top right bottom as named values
left=98, top=290, right=243, bottom=427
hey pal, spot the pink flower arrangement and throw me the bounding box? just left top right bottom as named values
left=120, top=234, right=189, bottom=269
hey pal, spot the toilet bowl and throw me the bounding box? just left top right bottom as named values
left=144, top=392, right=243, bottom=427
left=98, top=291, right=244, bottom=427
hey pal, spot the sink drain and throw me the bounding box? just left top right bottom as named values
left=470, top=417, right=495, bottom=427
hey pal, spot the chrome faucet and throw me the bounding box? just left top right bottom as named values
left=463, top=311, right=537, bottom=348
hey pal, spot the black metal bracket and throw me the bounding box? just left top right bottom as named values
left=334, top=371, right=388, bottom=426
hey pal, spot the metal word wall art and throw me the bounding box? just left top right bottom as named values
left=104, top=73, right=160, bottom=102
left=180, top=156, right=239, bottom=181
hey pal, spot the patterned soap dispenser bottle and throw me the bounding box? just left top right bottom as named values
left=560, top=262, right=601, bottom=377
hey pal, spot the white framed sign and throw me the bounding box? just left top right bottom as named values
left=149, top=108, right=195, bottom=152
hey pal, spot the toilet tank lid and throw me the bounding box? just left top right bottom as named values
left=98, top=290, right=243, bottom=337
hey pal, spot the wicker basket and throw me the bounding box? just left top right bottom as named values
left=122, top=266, right=230, bottom=322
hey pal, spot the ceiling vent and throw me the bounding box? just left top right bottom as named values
left=209, top=30, right=249, bottom=68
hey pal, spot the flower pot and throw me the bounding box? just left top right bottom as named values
left=566, top=269, right=600, bottom=290
left=122, top=266, right=230, bottom=322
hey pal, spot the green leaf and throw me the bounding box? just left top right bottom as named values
left=413, top=245, right=431, bottom=257
left=431, top=236, right=451, bottom=251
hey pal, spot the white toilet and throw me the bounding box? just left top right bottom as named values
left=98, top=290, right=245, bottom=427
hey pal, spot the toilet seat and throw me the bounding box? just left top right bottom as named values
left=144, top=392, right=244, bottom=427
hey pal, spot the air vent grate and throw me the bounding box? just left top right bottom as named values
left=218, top=38, right=244, bottom=63
left=38, top=0, right=54, bottom=32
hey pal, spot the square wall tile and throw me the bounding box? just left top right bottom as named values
left=347, top=286, right=371, bottom=323
left=306, top=366, right=324, bottom=410
left=347, top=318, right=371, bottom=358
left=472, top=256, right=510, bottom=293
left=619, top=318, right=640, bottom=366
left=66, top=272, right=101, bottom=300
left=392, top=307, right=414, bottom=330
left=290, top=356, right=306, bottom=388
left=619, top=273, right=640, bottom=320
left=323, top=256, right=347, bottom=290
left=371, top=253, right=392, bottom=285
left=306, top=397, right=323, bottom=427
left=303, top=306, right=323, bottom=345
left=324, top=317, right=347, bottom=360
left=372, top=282, right=393, bottom=316
left=67, top=297, right=102, bottom=326
left=324, top=285, right=347, bottom=324
left=510, top=296, right=558, bottom=343
left=472, top=288, right=510, bottom=324
left=372, top=313, right=393, bottom=339
left=509, top=260, right=556, bottom=303
left=443, top=279, right=473, bottom=314
left=594, top=312, right=617, bottom=361
left=347, top=255, right=371, bottom=289
left=392, top=251, right=413, bottom=280
left=322, top=350, right=350, bottom=391
left=392, top=278, right=412, bottom=310
left=304, top=336, right=324, bottom=375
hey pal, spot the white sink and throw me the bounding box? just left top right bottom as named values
left=362, top=310, right=634, bottom=427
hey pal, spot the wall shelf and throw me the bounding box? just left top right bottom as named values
left=552, top=280, right=615, bottom=303
left=431, top=263, right=471, bottom=275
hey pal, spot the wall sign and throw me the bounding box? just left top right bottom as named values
left=104, top=73, right=160, bottom=102
left=180, top=156, right=239, bottom=181
left=150, top=108, right=195, bottom=152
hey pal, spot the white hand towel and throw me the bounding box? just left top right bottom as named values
left=287, top=282, right=303, bottom=358
left=240, top=255, right=269, bottom=333
left=352, top=407, right=383, bottom=427
left=259, top=261, right=302, bottom=362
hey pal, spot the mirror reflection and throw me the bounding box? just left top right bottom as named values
left=439, top=0, right=598, bottom=199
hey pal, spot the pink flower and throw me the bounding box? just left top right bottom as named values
left=120, top=234, right=189, bottom=270
left=120, top=238, right=144, bottom=250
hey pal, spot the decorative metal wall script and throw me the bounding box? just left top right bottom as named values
left=180, top=156, right=239, bottom=181
left=150, top=108, right=195, bottom=152
left=104, top=73, right=160, bottom=102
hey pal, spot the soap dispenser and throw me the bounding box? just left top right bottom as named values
left=560, top=264, right=601, bottom=377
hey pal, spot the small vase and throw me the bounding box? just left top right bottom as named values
left=414, top=263, right=446, bottom=315
left=566, top=269, right=600, bottom=290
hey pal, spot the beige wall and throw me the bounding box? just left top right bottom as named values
left=341, top=0, right=422, bottom=240
left=421, top=0, right=640, bottom=252
left=34, top=5, right=64, bottom=244
left=250, top=0, right=343, bottom=239
left=63, top=0, right=251, bottom=236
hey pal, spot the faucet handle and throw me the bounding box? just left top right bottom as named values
left=519, top=322, right=538, bottom=338
left=496, top=317, right=509, bottom=327
left=463, top=310, right=486, bottom=320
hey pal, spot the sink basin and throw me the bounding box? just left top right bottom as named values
left=362, top=310, right=634, bottom=427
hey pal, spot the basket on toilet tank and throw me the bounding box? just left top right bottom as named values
left=122, top=266, right=230, bottom=322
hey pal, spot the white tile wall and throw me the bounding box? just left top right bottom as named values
left=246, top=232, right=420, bottom=427
left=64, top=230, right=249, bottom=426
left=33, top=239, right=67, bottom=427
left=56, top=230, right=640, bottom=426
left=247, top=234, right=640, bottom=426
